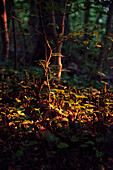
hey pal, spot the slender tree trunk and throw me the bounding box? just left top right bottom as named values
left=49, top=0, right=67, bottom=82
left=105, top=1, right=113, bottom=35
left=0, top=0, right=9, bottom=61
left=84, top=0, right=90, bottom=40
left=6, top=0, right=13, bottom=27
left=99, top=1, right=113, bottom=71
left=56, top=43, right=63, bottom=82
left=12, top=9, right=17, bottom=69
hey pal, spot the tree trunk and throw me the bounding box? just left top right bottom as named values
left=6, top=0, right=13, bottom=27
left=99, top=1, right=113, bottom=71
left=56, top=43, right=63, bottom=82
left=0, top=0, right=9, bottom=61
left=105, top=1, right=113, bottom=35
left=84, top=0, right=90, bottom=40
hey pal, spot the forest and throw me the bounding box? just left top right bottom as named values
left=0, top=0, right=113, bottom=169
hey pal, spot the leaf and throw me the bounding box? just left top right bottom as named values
left=80, top=144, right=88, bottom=148
left=48, top=23, right=59, bottom=29
left=26, top=141, right=37, bottom=147
left=83, top=41, right=89, bottom=45
left=86, top=140, right=94, bottom=145
left=16, top=149, right=24, bottom=156
left=44, top=133, right=56, bottom=142
left=98, top=71, right=106, bottom=77
left=23, top=120, right=33, bottom=124
left=19, top=112, right=25, bottom=116
left=57, top=142, right=69, bottom=149
left=15, top=98, right=21, bottom=103
left=61, top=117, right=69, bottom=122
left=95, top=42, right=101, bottom=48
left=95, top=137, right=104, bottom=142
left=96, top=152, right=104, bottom=158
left=94, top=31, right=98, bottom=40
left=71, top=135, right=79, bottom=142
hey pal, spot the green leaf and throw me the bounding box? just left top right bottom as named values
left=26, top=141, right=37, bottom=147
left=57, top=142, right=69, bottom=149
left=86, top=140, right=94, bottom=145
left=39, top=91, right=45, bottom=94
left=71, top=135, right=79, bottom=142
left=96, top=137, right=104, bottom=142
left=48, top=23, right=59, bottom=29
left=44, top=133, right=56, bottom=142
left=80, top=144, right=88, bottom=148
left=96, top=152, right=104, bottom=158
left=16, top=149, right=24, bottom=156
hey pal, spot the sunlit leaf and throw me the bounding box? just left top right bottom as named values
left=1, top=112, right=5, bottom=115
left=15, top=98, right=21, bottom=103
left=9, top=109, right=14, bottom=113
left=19, top=112, right=25, bottom=116
left=83, top=41, right=89, bottom=44
left=23, top=120, right=33, bottom=124
left=61, top=117, right=69, bottom=122
left=101, top=81, right=109, bottom=85
left=17, top=110, right=22, bottom=114
left=34, top=108, right=40, bottom=111
left=94, top=31, right=98, bottom=40
left=105, top=103, right=113, bottom=105
left=98, top=71, right=106, bottom=77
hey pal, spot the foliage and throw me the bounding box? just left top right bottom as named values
left=1, top=0, right=113, bottom=169
left=0, top=61, right=113, bottom=169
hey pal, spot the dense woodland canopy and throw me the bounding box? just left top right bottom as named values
left=1, top=0, right=113, bottom=170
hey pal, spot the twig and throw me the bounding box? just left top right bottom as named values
left=12, top=16, right=43, bottom=36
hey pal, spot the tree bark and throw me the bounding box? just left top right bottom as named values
left=49, top=0, right=67, bottom=82
left=84, top=0, right=90, bottom=40
left=105, top=1, right=113, bottom=35
left=6, top=0, right=13, bottom=27
left=0, top=0, right=9, bottom=61
left=56, top=43, right=63, bottom=82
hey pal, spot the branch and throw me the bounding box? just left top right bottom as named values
left=12, top=16, right=43, bottom=36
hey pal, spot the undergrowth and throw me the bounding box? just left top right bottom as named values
left=0, top=61, right=113, bottom=169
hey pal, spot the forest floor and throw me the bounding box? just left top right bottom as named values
left=0, top=66, right=113, bottom=169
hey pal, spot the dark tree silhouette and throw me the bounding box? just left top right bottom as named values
left=0, top=0, right=9, bottom=61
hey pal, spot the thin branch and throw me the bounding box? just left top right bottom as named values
left=12, top=15, right=43, bottom=36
